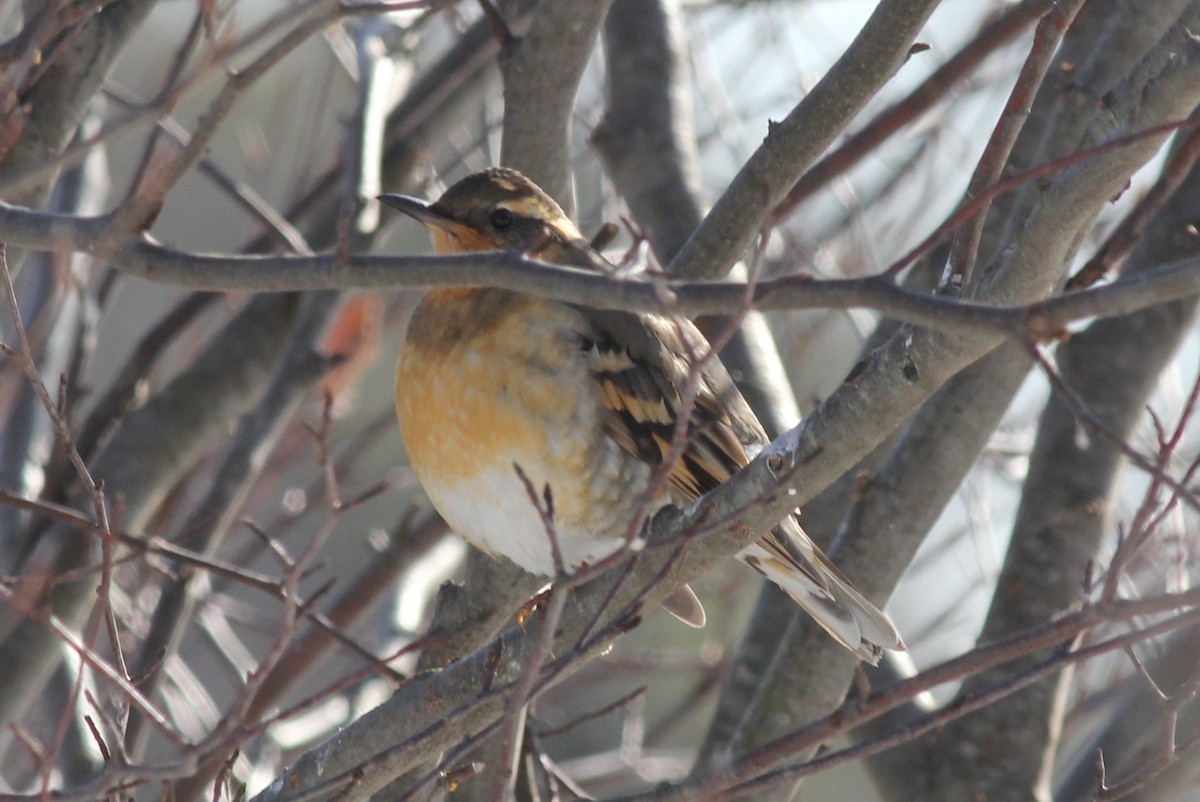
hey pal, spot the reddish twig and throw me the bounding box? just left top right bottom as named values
left=943, top=0, right=1087, bottom=289
left=1068, top=113, right=1200, bottom=289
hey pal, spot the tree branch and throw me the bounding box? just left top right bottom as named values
left=668, top=0, right=942, bottom=280
left=901, top=118, right=1200, bottom=802
left=499, top=0, right=613, bottom=208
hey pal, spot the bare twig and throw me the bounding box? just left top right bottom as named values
left=105, top=0, right=343, bottom=236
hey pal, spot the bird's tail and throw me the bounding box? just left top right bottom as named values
left=738, top=518, right=904, bottom=664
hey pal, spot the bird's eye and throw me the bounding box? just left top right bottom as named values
left=490, top=208, right=514, bottom=229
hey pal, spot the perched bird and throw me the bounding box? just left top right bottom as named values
left=381, top=167, right=903, bottom=662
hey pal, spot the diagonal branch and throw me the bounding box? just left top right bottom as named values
left=667, top=0, right=942, bottom=280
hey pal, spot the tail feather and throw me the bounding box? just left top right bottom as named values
left=663, top=583, right=707, bottom=628
left=738, top=519, right=904, bottom=665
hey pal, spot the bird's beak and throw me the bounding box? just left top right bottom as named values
left=378, top=194, right=451, bottom=229
left=380, top=193, right=488, bottom=254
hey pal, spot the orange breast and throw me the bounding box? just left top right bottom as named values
left=395, top=289, right=670, bottom=573
left=395, top=289, right=592, bottom=499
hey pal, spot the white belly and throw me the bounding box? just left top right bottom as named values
left=427, top=463, right=633, bottom=576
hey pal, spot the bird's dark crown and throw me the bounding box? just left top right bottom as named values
left=431, top=167, right=572, bottom=232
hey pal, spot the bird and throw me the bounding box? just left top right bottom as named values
left=380, top=167, right=903, bottom=663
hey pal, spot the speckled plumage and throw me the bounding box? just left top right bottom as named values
left=397, top=288, right=654, bottom=571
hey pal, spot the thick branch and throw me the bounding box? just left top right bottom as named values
left=668, top=0, right=941, bottom=279
left=0, top=0, right=155, bottom=207
left=909, top=125, right=1200, bottom=802
left=499, top=0, right=612, bottom=208
left=977, top=0, right=1197, bottom=269
left=594, top=0, right=705, bottom=266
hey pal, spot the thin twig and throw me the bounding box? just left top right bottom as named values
left=1027, top=344, right=1200, bottom=517
left=1068, top=111, right=1200, bottom=289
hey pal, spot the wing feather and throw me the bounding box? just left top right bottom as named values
left=576, top=308, right=761, bottom=504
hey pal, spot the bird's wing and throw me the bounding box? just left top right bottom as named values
left=575, top=308, right=763, bottom=502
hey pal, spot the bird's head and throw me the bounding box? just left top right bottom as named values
left=380, top=167, right=603, bottom=269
